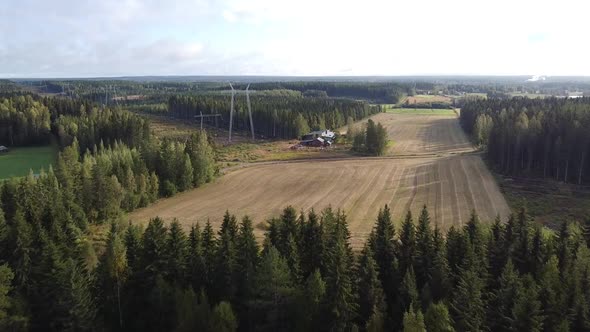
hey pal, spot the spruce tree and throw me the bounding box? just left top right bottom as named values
left=141, top=217, right=168, bottom=282
left=251, top=246, right=295, bottom=331
left=487, top=259, right=522, bottom=331
left=415, top=205, right=434, bottom=291
left=371, top=205, right=398, bottom=322
left=323, top=210, right=357, bottom=331
left=9, top=210, right=32, bottom=287
left=214, top=223, right=237, bottom=303
left=300, top=210, right=323, bottom=279
left=424, top=302, right=454, bottom=332
left=357, top=244, right=386, bottom=327
left=235, top=216, right=259, bottom=330
left=430, top=226, right=451, bottom=302
left=511, top=275, right=544, bottom=332
left=402, top=304, right=426, bottom=332
left=450, top=266, right=485, bottom=332
left=166, top=220, right=188, bottom=285
left=210, top=301, right=238, bottom=332
left=398, top=211, right=416, bottom=276
left=188, top=224, right=206, bottom=294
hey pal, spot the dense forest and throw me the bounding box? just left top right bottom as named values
left=2, top=185, right=590, bottom=332
left=461, top=97, right=590, bottom=184
left=229, top=82, right=412, bottom=103
left=168, top=95, right=380, bottom=139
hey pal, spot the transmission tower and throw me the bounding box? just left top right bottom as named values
left=228, top=83, right=236, bottom=142
left=246, top=84, right=255, bottom=139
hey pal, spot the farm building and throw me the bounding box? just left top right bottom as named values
left=300, top=137, right=332, bottom=147
left=0, top=146, right=8, bottom=153
left=301, top=129, right=335, bottom=141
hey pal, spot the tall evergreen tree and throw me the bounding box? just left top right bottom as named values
left=370, top=205, right=398, bottom=325
left=415, top=205, right=434, bottom=291
left=425, top=302, right=454, bottom=332
left=356, top=244, right=386, bottom=328
left=402, top=304, right=426, bottom=332
left=398, top=211, right=416, bottom=276
left=450, top=266, right=485, bottom=332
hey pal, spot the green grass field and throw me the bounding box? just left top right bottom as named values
left=0, top=145, right=58, bottom=179
left=384, top=107, right=457, bottom=116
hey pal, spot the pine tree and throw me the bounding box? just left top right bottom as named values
left=187, top=224, right=205, bottom=292
left=424, top=302, right=454, bottom=332
left=357, top=244, right=386, bottom=327
left=402, top=304, right=426, bottom=332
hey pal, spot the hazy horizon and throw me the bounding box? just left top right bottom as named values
left=3, top=0, right=589, bottom=77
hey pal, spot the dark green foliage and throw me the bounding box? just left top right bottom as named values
left=460, top=97, right=590, bottom=184
left=370, top=205, right=398, bottom=328
left=356, top=244, right=386, bottom=328
left=451, top=266, right=486, bottom=332
left=168, top=94, right=380, bottom=139
left=425, top=302, right=454, bottom=332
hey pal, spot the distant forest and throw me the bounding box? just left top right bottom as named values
left=461, top=97, right=590, bottom=184
left=167, top=95, right=380, bottom=139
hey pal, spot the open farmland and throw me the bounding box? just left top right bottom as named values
left=130, top=155, right=510, bottom=248
left=354, top=111, right=473, bottom=155
left=130, top=111, right=510, bottom=248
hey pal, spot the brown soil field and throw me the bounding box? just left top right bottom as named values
left=130, top=112, right=510, bottom=248
left=405, top=94, right=453, bottom=104
left=130, top=155, right=510, bottom=248
left=351, top=112, right=473, bottom=155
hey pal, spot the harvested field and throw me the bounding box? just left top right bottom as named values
left=130, top=112, right=510, bottom=248
left=130, top=155, right=510, bottom=248
left=405, top=94, right=452, bottom=105
left=353, top=112, right=473, bottom=155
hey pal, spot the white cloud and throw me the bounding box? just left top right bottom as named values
left=1, top=0, right=590, bottom=77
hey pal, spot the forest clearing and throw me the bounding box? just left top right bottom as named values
left=0, top=145, right=57, bottom=179
left=130, top=111, right=510, bottom=248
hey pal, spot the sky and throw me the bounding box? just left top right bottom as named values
left=1, top=0, right=589, bottom=78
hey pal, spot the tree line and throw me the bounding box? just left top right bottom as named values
left=3, top=194, right=590, bottom=331
left=461, top=97, right=590, bottom=184
left=230, top=82, right=410, bottom=103
left=168, top=95, right=380, bottom=139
